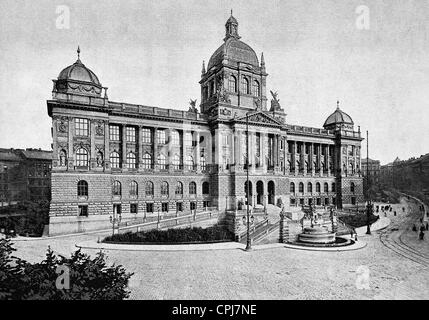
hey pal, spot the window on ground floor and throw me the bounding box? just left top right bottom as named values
left=146, top=203, right=153, bottom=213
left=325, top=198, right=329, bottom=205
left=190, top=201, right=196, bottom=211
left=176, top=202, right=183, bottom=212
left=290, top=198, right=296, bottom=205
left=78, top=205, right=88, bottom=217
left=162, top=202, right=169, bottom=212
left=316, top=198, right=321, bottom=206
left=203, top=201, right=210, bottom=208
left=299, top=198, right=304, bottom=206
left=130, top=203, right=138, bottom=214
left=351, top=197, right=356, bottom=205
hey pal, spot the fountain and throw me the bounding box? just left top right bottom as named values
left=295, top=202, right=352, bottom=247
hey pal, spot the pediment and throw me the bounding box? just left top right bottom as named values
left=235, top=111, right=283, bottom=126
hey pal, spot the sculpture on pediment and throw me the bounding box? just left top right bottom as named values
left=270, top=90, right=283, bottom=111
left=188, top=99, right=198, bottom=113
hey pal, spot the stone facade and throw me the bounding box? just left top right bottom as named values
left=46, top=14, right=364, bottom=235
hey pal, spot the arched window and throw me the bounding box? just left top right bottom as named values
left=130, top=181, right=138, bottom=196
left=350, top=182, right=355, bottom=193
left=290, top=182, right=295, bottom=193
left=158, top=154, right=166, bottom=170
left=189, top=182, right=197, bottom=195
left=59, top=149, right=67, bottom=167
left=324, top=182, right=329, bottom=193
left=202, top=182, right=209, bottom=195
left=77, top=180, right=88, bottom=196
left=200, top=156, right=206, bottom=171
left=332, top=182, right=336, bottom=192
left=175, top=182, right=183, bottom=195
left=76, top=148, right=88, bottom=167
left=96, top=151, right=103, bottom=167
left=172, top=154, right=180, bottom=170
left=252, top=80, right=260, bottom=97
left=316, top=182, right=321, bottom=193
left=112, top=181, right=121, bottom=196
left=241, top=77, right=250, bottom=94
left=186, top=156, right=194, bottom=170
left=145, top=181, right=154, bottom=196
left=307, top=182, right=313, bottom=193
left=127, top=152, right=136, bottom=169
left=171, top=130, right=180, bottom=145
left=142, top=153, right=152, bottom=169
left=229, top=75, right=237, bottom=92
left=110, top=151, right=120, bottom=168
left=160, top=181, right=169, bottom=196
left=299, top=182, right=304, bottom=193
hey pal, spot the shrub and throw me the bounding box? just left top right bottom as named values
left=0, top=239, right=133, bottom=300
left=338, top=213, right=379, bottom=228
left=104, top=224, right=234, bottom=244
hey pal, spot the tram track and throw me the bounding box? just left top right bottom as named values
left=378, top=194, right=429, bottom=268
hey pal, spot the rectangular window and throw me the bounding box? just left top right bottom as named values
left=157, top=130, right=166, bottom=144
left=203, top=201, right=210, bottom=208
left=141, top=128, right=152, bottom=143
left=109, top=125, right=120, bottom=141
left=78, top=205, right=88, bottom=217
left=351, top=197, right=356, bottom=205
left=146, top=203, right=153, bottom=213
left=176, top=202, right=183, bottom=212
left=75, top=119, right=89, bottom=136
left=130, top=203, right=138, bottom=214
left=162, top=202, right=168, bottom=212
left=290, top=198, right=296, bottom=205
left=126, top=127, right=136, bottom=142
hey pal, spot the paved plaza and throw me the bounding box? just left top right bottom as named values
left=11, top=197, right=429, bottom=300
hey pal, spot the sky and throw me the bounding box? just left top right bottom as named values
left=0, top=0, right=428, bottom=165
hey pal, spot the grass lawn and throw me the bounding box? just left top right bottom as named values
left=338, top=213, right=379, bottom=228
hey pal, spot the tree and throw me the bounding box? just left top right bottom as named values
left=0, top=239, right=133, bottom=300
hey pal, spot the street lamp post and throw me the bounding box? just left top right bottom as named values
left=366, top=130, right=372, bottom=235
left=109, top=214, right=122, bottom=236
left=245, top=113, right=252, bottom=251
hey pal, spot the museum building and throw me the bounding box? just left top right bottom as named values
left=47, top=14, right=364, bottom=235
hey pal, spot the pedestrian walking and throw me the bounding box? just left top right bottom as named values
left=419, top=230, right=424, bottom=240
left=394, top=211, right=396, bottom=216
left=412, top=224, right=417, bottom=232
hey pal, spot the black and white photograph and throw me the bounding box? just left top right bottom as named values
left=0, top=0, right=428, bottom=305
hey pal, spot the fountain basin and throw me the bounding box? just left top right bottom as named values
left=298, top=225, right=336, bottom=244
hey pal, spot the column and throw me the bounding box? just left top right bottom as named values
left=52, top=117, right=58, bottom=165
left=261, top=132, right=266, bottom=171
left=182, top=130, right=188, bottom=171
left=251, top=132, right=256, bottom=173
left=326, top=145, right=330, bottom=176
left=301, top=142, right=305, bottom=175
left=167, top=128, right=172, bottom=172
left=293, top=141, right=298, bottom=176
left=153, top=127, right=158, bottom=170
left=104, top=121, right=109, bottom=170
left=90, top=120, right=96, bottom=169
left=207, top=130, right=213, bottom=168
left=310, top=143, right=315, bottom=176
left=273, top=134, right=278, bottom=167
left=195, top=131, right=200, bottom=172
left=317, top=143, right=322, bottom=176
left=234, top=129, right=240, bottom=167
left=138, top=126, right=143, bottom=169
left=122, top=125, right=127, bottom=171
left=68, top=117, right=74, bottom=170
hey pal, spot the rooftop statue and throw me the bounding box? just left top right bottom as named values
left=188, top=99, right=198, bottom=113
left=270, top=90, right=282, bottom=111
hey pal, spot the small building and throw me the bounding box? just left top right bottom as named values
left=0, top=148, right=52, bottom=204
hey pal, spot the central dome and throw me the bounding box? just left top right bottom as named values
left=207, top=38, right=259, bottom=70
